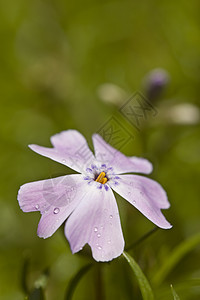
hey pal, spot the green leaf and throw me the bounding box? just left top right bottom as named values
left=65, top=264, right=93, bottom=300
left=170, top=284, right=180, bottom=300
left=153, top=233, right=200, bottom=285
left=123, top=251, right=155, bottom=300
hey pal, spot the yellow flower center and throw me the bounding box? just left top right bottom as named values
left=95, top=172, right=108, bottom=184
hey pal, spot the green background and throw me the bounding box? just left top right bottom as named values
left=0, top=0, right=200, bottom=299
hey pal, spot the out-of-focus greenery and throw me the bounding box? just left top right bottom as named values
left=0, top=0, right=200, bottom=299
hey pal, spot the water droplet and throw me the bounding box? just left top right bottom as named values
left=109, top=215, right=113, bottom=219
left=108, top=240, right=111, bottom=244
left=133, top=200, right=136, bottom=204
left=97, top=233, right=101, bottom=238
left=109, top=222, right=113, bottom=226
left=35, top=204, right=39, bottom=210
left=98, top=245, right=102, bottom=250
left=100, top=225, right=104, bottom=230
left=94, top=227, right=98, bottom=232
left=53, top=207, right=60, bottom=214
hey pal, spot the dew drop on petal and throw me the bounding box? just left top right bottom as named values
left=98, top=245, right=102, bottom=250
left=94, top=227, right=98, bottom=232
left=53, top=207, right=60, bottom=214
left=35, top=204, right=39, bottom=210
left=62, top=159, right=66, bottom=163
left=133, top=200, right=136, bottom=204
left=97, top=233, right=101, bottom=238
left=108, top=240, right=111, bottom=244
left=109, top=215, right=113, bottom=219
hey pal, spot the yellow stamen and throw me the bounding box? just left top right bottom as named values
left=95, top=172, right=108, bottom=184
left=102, top=177, right=107, bottom=184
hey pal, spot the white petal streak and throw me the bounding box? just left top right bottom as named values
left=29, top=130, right=95, bottom=173
left=65, top=185, right=124, bottom=262
left=112, top=174, right=172, bottom=229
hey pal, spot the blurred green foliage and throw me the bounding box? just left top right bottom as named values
left=0, top=0, right=200, bottom=299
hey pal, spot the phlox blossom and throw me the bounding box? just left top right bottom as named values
left=18, top=130, right=171, bottom=261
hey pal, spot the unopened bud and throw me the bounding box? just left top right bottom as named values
left=143, top=68, right=170, bottom=102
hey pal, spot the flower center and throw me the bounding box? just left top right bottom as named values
left=95, top=172, right=108, bottom=184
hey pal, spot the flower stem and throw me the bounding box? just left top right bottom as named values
left=125, top=227, right=159, bottom=251
left=95, top=264, right=105, bottom=300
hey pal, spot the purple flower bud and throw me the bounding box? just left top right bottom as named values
left=143, top=68, right=170, bottom=102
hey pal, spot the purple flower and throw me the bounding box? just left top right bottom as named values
left=18, top=130, right=172, bottom=262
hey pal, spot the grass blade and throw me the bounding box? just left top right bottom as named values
left=153, top=233, right=200, bottom=285
left=170, top=284, right=180, bottom=300
left=65, top=264, right=93, bottom=300
left=123, top=251, right=155, bottom=300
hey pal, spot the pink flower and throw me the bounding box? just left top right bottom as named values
left=18, top=130, right=171, bottom=262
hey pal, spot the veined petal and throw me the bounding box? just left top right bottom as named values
left=29, top=130, right=95, bottom=173
left=111, top=174, right=172, bottom=229
left=18, top=174, right=85, bottom=238
left=65, top=185, right=124, bottom=262
left=92, top=134, right=152, bottom=174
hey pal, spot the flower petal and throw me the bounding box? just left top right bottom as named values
left=18, top=174, right=85, bottom=238
left=111, top=174, right=172, bottom=229
left=92, top=134, right=152, bottom=174
left=29, top=130, right=95, bottom=173
left=65, top=185, right=124, bottom=262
